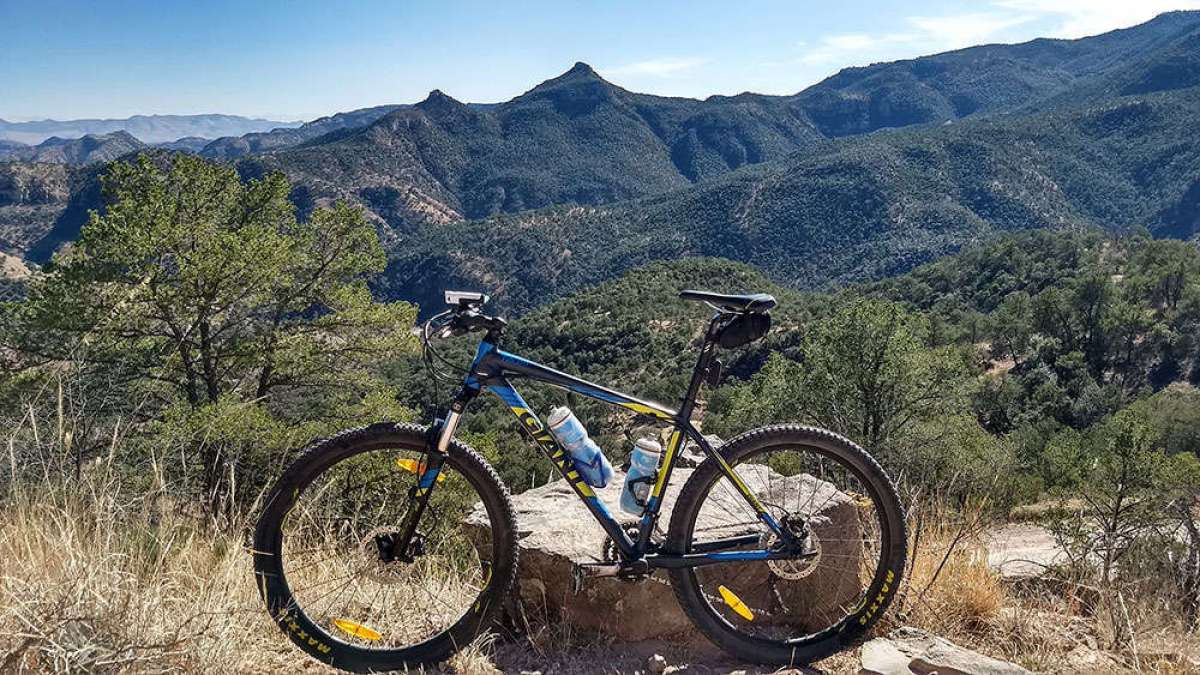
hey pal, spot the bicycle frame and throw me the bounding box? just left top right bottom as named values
left=423, top=316, right=794, bottom=569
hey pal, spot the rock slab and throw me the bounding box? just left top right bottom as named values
left=860, top=627, right=1033, bottom=675
left=982, top=523, right=1065, bottom=581
left=466, top=462, right=863, bottom=641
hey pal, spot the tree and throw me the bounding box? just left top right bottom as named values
left=1049, top=409, right=1200, bottom=642
left=717, top=299, right=973, bottom=464
left=1129, top=239, right=1200, bottom=312
left=798, top=299, right=973, bottom=459
left=991, top=291, right=1032, bottom=364
left=2, top=154, right=416, bottom=507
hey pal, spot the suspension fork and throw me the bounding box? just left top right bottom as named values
left=390, top=389, right=473, bottom=561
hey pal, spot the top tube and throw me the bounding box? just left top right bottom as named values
left=465, top=339, right=676, bottom=421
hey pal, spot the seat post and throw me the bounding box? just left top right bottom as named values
left=677, top=313, right=724, bottom=421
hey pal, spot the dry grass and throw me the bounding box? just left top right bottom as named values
left=2, top=464, right=1196, bottom=673
left=873, top=503, right=1200, bottom=674
left=0, top=472, right=499, bottom=674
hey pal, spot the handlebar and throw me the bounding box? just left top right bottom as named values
left=428, top=307, right=507, bottom=339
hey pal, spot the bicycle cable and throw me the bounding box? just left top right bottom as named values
left=419, top=310, right=472, bottom=417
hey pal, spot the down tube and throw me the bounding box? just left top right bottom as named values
left=487, top=380, right=635, bottom=557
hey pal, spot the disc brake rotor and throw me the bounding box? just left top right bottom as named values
left=762, top=527, right=822, bottom=581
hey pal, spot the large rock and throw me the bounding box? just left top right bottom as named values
left=860, top=627, right=1033, bottom=675
left=465, top=462, right=864, bottom=641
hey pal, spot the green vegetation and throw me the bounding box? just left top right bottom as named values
left=385, top=85, right=1200, bottom=317
left=381, top=230, right=1199, bottom=512
left=1, top=155, right=417, bottom=513
left=0, top=131, right=145, bottom=165
left=8, top=13, right=1200, bottom=302
left=1, top=150, right=1197, bottom=666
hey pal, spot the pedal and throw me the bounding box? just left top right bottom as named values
left=571, top=561, right=620, bottom=594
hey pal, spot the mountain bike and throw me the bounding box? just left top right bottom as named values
left=253, top=290, right=907, bottom=672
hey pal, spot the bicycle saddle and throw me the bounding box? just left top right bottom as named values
left=679, top=290, right=776, bottom=312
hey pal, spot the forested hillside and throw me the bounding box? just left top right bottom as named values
left=198, top=104, right=402, bottom=159
left=0, top=161, right=100, bottom=260
left=383, top=85, right=1200, bottom=316
left=0, top=131, right=145, bottom=165
left=256, top=63, right=823, bottom=233
left=415, top=229, right=1199, bottom=497
left=255, top=11, right=1200, bottom=234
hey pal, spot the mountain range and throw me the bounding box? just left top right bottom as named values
left=3, top=10, right=1200, bottom=316
left=0, top=132, right=145, bottom=165
left=0, top=114, right=298, bottom=145
left=385, top=85, right=1200, bottom=314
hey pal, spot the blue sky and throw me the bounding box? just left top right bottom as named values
left=3, top=0, right=1199, bottom=121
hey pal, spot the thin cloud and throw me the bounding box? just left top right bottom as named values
left=994, top=0, right=1200, bottom=38
left=908, top=12, right=1035, bottom=49
left=602, top=57, right=710, bottom=78
left=796, top=11, right=1032, bottom=67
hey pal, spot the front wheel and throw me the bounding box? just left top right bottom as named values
left=253, top=422, right=518, bottom=673
left=667, top=425, right=906, bottom=666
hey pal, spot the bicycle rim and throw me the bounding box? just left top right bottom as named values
left=276, top=445, right=495, bottom=651
left=685, top=443, right=892, bottom=644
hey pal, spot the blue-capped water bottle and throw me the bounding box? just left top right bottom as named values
left=620, top=438, right=661, bottom=514
left=546, top=407, right=614, bottom=488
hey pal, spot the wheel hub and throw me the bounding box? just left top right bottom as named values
left=360, top=526, right=422, bottom=584
left=763, top=516, right=822, bottom=581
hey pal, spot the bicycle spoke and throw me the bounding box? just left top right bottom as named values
left=276, top=446, right=495, bottom=651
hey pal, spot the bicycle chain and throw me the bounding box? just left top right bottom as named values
left=600, top=519, right=768, bottom=590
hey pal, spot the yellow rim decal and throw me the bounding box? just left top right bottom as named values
left=333, top=619, right=382, bottom=641
left=396, top=458, right=445, bottom=482
left=718, top=585, right=754, bottom=621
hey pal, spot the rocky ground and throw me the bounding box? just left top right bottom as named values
left=461, top=472, right=1197, bottom=674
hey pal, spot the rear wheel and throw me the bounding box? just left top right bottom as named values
left=253, top=423, right=518, bottom=672
left=667, top=425, right=906, bottom=666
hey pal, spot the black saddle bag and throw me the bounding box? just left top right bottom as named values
left=716, top=312, right=771, bottom=349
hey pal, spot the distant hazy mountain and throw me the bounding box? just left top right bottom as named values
left=199, top=105, right=401, bottom=159
left=154, top=137, right=212, bottom=152
left=0, top=114, right=298, bottom=145
left=0, top=131, right=145, bottom=165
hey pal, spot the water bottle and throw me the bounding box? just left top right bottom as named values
left=620, top=438, right=661, bottom=514
left=546, top=407, right=614, bottom=488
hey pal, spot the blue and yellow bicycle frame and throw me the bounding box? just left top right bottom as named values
left=421, top=314, right=796, bottom=569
